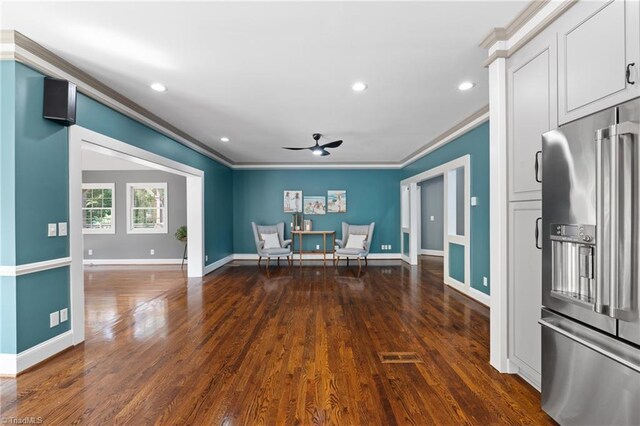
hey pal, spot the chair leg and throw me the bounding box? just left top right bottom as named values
left=365, top=257, right=368, bottom=267
left=277, top=257, right=280, bottom=267
left=258, top=256, right=262, bottom=268
left=357, top=257, right=362, bottom=276
left=334, top=255, right=338, bottom=267
left=347, top=258, right=350, bottom=267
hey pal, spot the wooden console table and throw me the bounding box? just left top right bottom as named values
left=291, top=230, right=336, bottom=265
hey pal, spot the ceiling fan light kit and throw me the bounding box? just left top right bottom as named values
left=283, top=133, right=343, bottom=157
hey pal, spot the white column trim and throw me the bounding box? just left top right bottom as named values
left=489, top=57, right=512, bottom=372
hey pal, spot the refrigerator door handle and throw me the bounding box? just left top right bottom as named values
left=535, top=217, right=542, bottom=250
left=596, top=120, right=637, bottom=321
left=595, top=126, right=610, bottom=315
left=534, top=150, right=542, bottom=183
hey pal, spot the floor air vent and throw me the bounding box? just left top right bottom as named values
left=378, top=352, right=423, bottom=364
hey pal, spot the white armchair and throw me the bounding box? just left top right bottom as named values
left=251, top=222, right=292, bottom=274
left=334, top=222, right=375, bottom=273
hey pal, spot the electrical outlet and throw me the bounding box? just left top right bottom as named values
left=150, top=249, right=155, bottom=255
left=483, top=276, right=488, bottom=287
left=58, top=222, right=68, bottom=236
left=88, top=249, right=93, bottom=256
left=430, top=216, right=435, bottom=221
left=60, top=308, right=68, bottom=322
left=315, top=244, right=320, bottom=250
left=205, top=255, right=208, bottom=262
left=48, top=223, right=57, bottom=237
left=381, top=244, right=384, bottom=250
left=50, top=311, right=60, bottom=328
left=471, top=196, right=478, bottom=206
left=388, top=245, right=392, bottom=250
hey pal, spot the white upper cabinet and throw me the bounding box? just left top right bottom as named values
left=508, top=31, right=557, bottom=201
left=558, top=0, right=640, bottom=124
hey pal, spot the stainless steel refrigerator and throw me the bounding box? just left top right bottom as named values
left=541, top=99, right=640, bottom=425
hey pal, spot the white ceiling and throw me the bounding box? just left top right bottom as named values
left=82, top=149, right=153, bottom=171
left=2, top=1, right=526, bottom=165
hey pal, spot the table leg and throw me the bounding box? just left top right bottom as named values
left=323, top=234, right=326, bottom=266
left=299, top=233, right=303, bottom=265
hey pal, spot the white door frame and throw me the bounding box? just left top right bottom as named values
left=400, top=155, right=471, bottom=295
left=68, top=126, right=205, bottom=345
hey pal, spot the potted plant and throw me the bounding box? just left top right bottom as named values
left=175, top=225, right=187, bottom=242
left=175, top=226, right=187, bottom=268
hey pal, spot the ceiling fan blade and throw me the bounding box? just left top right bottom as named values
left=283, top=146, right=314, bottom=150
left=320, top=140, right=343, bottom=149
left=320, top=149, right=330, bottom=156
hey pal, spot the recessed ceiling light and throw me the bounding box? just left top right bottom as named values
left=150, top=82, right=167, bottom=92
left=458, top=81, right=476, bottom=91
left=220, top=137, right=230, bottom=143
left=351, top=81, right=368, bottom=92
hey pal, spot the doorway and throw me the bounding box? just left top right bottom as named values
left=68, top=126, right=205, bottom=345
left=418, top=175, right=444, bottom=257
left=400, top=155, right=471, bottom=296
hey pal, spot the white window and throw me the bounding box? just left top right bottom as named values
left=126, top=183, right=168, bottom=234
left=82, top=183, right=115, bottom=234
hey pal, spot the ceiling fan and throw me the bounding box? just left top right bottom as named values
left=283, top=133, right=343, bottom=156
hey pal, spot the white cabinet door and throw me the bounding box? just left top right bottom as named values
left=558, top=0, right=640, bottom=124
left=508, top=201, right=542, bottom=388
left=508, top=32, right=557, bottom=202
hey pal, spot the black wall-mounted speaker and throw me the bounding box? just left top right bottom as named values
left=43, top=77, right=77, bottom=126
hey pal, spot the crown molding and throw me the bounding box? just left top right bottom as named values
left=399, top=105, right=489, bottom=168
left=479, top=0, right=550, bottom=48
left=481, top=0, right=577, bottom=67
left=2, top=29, right=488, bottom=170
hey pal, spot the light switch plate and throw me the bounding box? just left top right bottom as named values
left=430, top=216, right=435, bottom=221
left=471, top=196, right=478, bottom=206
left=483, top=276, right=488, bottom=287
left=60, top=308, right=68, bottom=322
left=50, top=311, right=59, bottom=328
left=150, top=249, right=155, bottom=255
left=88, top=249, right=93, bottom=256
left=48, top=223, right=57, bottom=237
left=58, top=222, right=68, bottom=236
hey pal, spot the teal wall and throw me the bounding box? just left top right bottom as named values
left=15, top=64, right=70, bottom=264
left=0, top=61, right=233, bottom=355
left=16, top=268, right=70, bottom=352
left=448, top=243, right=465, bottom=283
left=402, top=122, right=490, bottom=295
left=233, top=169, right=400, bottom=253
left=1, top=61, right=16, bottom=266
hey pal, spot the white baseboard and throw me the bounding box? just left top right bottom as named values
left=420, top=249, right=444, bottom=257
left=469, top=287, right=491, bottom=307
left=233, top=253, right=401, bottom=261
left=83, top=258, right=186, bottom=266
left=204, top=254, right=234, bottom=275
left=0, top=330, right=74, bottom=376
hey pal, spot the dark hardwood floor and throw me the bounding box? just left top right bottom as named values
left=0, top=257, right=554, bottom=425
